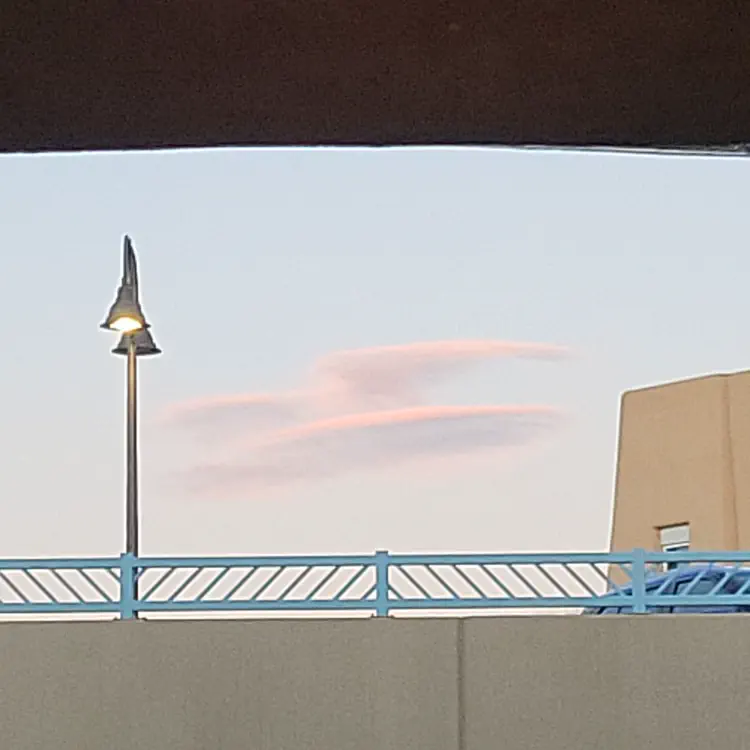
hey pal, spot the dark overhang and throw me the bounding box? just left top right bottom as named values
left=2, top=1, right=749, bottom=153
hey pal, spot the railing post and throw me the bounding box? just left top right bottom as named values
left=119, top=552, right=136, bottom=620
left=631, top=547, right=647, bottom=614
left=375, top=550, right=390, bottom=617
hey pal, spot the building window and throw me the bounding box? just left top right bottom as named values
left=659, top=523, right=690, bottom=570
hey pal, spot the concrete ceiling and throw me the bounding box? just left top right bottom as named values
left=3, top=0, right=749, bottom=153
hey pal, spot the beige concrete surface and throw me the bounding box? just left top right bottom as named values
left=2, top=616, right=750, bottom=750
left=0, top=619, right=459, bottom=750
left=463, top=615, right=750, bottom=750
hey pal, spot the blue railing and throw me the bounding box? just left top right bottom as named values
left=1, top=549, right=750, bottom=619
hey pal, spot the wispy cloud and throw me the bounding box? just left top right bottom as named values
left=185, top=405, right=563, bottom=496
left=163, top=339, right=570, bottom=429
left=161, top=338, right=570, bottom=496
left=162, top=391, right=307, bottom=433
left=311, top=340, right=569, bottom=411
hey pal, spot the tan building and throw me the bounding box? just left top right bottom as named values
left=610, top=370, right=750, bottom=556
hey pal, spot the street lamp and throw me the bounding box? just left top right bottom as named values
left=101, top=236, right=161, bottom=562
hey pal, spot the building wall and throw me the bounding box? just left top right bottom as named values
left=726, top=374, right=750, bottom=548
left=2, top=617, right=750, bottom=750
left=611, top=371, right=750, bottom=553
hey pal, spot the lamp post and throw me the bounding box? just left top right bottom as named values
left=101, top=236, right=161, bottom=564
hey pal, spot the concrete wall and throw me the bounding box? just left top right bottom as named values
left=0, top=619, right=459, bottom=750
left=611, top=370, right=750, bottom=552
left=463, top=616, right=750, bottom=749
left=2, top=616, right=750, bottom=750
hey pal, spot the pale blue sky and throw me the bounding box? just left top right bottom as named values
left=0, top=147, right=747, bottom=559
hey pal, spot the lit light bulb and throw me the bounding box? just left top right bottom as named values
left=110, top=316, right=144, bottom=333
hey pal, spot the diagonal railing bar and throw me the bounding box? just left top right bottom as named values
left=166, top=568, right=206, bottom=603
left=560, top=564, right=600, bottom=597
left=681, top=570, right=714, bottom=596
left=653, top=577, right=674, bottom=595
left=477, top=564, right=517, bottom=599
left=396, top=566, right=439, bottom=600
left=47, top=569, right=86, bottom=603
left=424, top=566, right=462, bottom=599
left=451, top=565, right=489, bottom=599
left=361, top=583, right=377, bottom=601
left=710, top=565, right=738, bottom=589
left=506, top=565, right=545, bottom=598
left=598, top=569, right=629, bottom=596
left=24, top=570, right=60, bottom=603
left=193, top=568, right=231, bottom=602
left=561, top=564, right=601, bottom=597
left=303, top=567, right=342, bottom=601
left=589, top=563, right=615, bottom=587
left=332, top=566, right=368, bottom=601
left=689, top=567, right=731, bottom=595
left=276, top=567, right=316, bottom=601
left=249, top=567, right=287, bottom=601
left=77, top=569, right=116, bottom=603
left=534, top=565, right=573, bottom=598
left=140, top=568, right=179, bottom=602
left=0, top=571, right=31, bottom=603
left=387, top=583, right=405, bottom=601
left=221, top=568, right=258, bottom=602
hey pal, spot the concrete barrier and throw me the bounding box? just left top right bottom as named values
left=1, top=616, right=748, bottom=749
left=463, top=616, right=750, bottom=750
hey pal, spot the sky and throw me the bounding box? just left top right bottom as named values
left=0, top=146, right=748, bottom=561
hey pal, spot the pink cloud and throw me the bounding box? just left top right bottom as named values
left=160, top=339, right=570, bottom=495
left=161, top=339, right=570, bottom=430
left=317, top=340, right=569, bottom=376
left=183, top=405, right=563, bottom=497
left=311, top=340, right=569, bottom=409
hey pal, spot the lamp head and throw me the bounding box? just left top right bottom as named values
left=100, top=235, right=150, bottom=332
left=112, top=327, right=162, bottom=357
left=100, top=284, right=148, bottom=332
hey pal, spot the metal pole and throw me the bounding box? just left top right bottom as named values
left=126, top=333, right=139, bottom=559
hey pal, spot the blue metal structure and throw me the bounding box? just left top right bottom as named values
left=584, top=564, right=750, bottom=614
left=2, top=549, right=750, bottom=619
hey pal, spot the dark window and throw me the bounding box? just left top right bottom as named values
left=722, top=574, right=750, bottom=595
